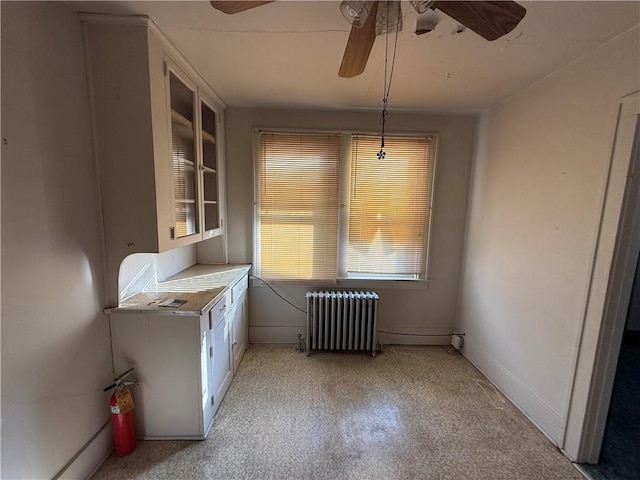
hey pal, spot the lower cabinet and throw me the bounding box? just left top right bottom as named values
left=211, top=306, right=233, bottom=413
left=230, top=274, right=249, bottom=374
left=110, top=273, right=249, bottom=439
left=231, top=290, right=248, bottom=374
left=110, top=312, right=214, bottom=439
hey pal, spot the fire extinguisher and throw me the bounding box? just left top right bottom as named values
left=103, top=367, right=138, bottom=456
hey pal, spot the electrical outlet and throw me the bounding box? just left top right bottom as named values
left=451, top=334, right=464, bottom=351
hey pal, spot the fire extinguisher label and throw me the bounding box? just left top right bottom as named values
left=111, top=405, right=120, bottom=414
left=115, top=388, right=135, bottom=414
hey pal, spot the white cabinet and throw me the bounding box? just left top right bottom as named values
left=211, top=309, right=233, bottom=412
left=110, top=313, right=214, bottom=439
left=82, top=16, right=227, bottom=306
left=109, top=272, right=249, bottom=439
left=166, top=62, right=200, bottom=242
left=231, top=277, right=249, bottom=374
left=200, top=97, right=224, bottom=240
left=209, top=288, right=233, bottom=414
left=210, top=275, right=248, bottom=411
left=166, top=61, right=225, bottom=243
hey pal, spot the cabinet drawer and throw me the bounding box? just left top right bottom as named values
left=210, top=291, right=231, bottom=327
left=231, top=276, right=248, bottom=305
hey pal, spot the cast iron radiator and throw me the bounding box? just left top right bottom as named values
left=305, top=291, right=379, bottom=357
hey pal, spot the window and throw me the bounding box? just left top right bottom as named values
left=255, top=131, right=436, bottom=282
left=346, top=135, right=434, bottom=280
left=257, top=133, right=340, bottom=282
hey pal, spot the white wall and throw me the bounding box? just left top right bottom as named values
left=216, top=108, right=476, bottom=343
left=457, top=25, right=640, bottom=447
left=1, top=3, right=113, bottom=478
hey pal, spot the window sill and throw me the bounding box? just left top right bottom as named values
left=336, top=277, right=430, bottom=290
left=250, top=277, right=430, bottom=291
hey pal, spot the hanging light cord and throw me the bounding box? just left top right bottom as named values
left=378, top=0, right=401, bottom=160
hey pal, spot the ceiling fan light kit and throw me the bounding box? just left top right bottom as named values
left=340, top=0, right=373, bottom=28
left=409, top=0, right=436, bottom=15
left=415, top=11, right=440, bottom=36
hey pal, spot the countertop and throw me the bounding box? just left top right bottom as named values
left=108, top=264, right=251, bottom=316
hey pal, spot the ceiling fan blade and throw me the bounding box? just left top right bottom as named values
left=210, top=1, right=275, bottom=15
left=339, top=0, right=379, bottom=78
left=433, top=1, right=526, bottom=41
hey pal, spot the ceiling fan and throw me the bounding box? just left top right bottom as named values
left=209, top=1, right=526, bottom=78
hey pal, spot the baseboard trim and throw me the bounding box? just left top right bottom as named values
left=249, top=325, right=304, bottom=343
left=378, top=327, right=453, bottom=345
left=572, top=462, right=595, bottom=480
left=461, top=339, right=565, bottom=445
left=53, top=419, right=113, bottom=480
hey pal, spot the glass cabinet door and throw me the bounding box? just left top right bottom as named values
left=169, top=71, right=199, bottom=239
left=200, top=101, right=220, bottom=233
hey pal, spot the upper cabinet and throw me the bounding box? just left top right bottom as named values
left=200, top=99, right=223, bottom=239
left=167, top=67, right=199, bottom=242
left=82, top=16, right=227, bottom=306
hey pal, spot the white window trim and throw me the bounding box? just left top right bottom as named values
left=252, top=130, right=262, bottom=278
left=252, top=128, right=439, bottom=285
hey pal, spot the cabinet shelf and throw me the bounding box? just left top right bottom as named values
left=204, top=200, right=218, bottom=205
left=202, top=130, right=216, bottom=144
left=171, top=110, right=215, bottom=144
left=174, top=158, right=195, bottom=167
left=171, top=109, right=193, bottom=129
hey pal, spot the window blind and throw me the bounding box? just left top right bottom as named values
left=258, top=132, right=340, bottom=281
left=348, top=135, right=433, bottom=278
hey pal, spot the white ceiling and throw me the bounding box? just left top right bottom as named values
left=71, top=1, right=640, bottom=112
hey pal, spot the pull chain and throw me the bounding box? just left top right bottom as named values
left=378, top=0, right=400, bottom=160
left=378, top=106, right=387, bottom=159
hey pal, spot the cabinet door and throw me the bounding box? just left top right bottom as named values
left=211, top=311, right=233, bottom=413
left=167, top=64, right=200, bottom=242
left=200, top=316, right=214, bottom=434
left=200, top=99, right=223, bottom=239
left=232, top=291, right=248, bottom=374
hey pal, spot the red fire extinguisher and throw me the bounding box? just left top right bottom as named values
left=104, top=367, right=138, bottom=456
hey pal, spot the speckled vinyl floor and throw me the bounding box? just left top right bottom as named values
left=91, top=345, right=582, bottom=480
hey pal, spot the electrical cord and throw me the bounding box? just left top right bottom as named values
left=475, top=379, right=506, bottom=410
left=248, top=276, right=466, bottom=339
left=249, top=275, right=308, bottom=314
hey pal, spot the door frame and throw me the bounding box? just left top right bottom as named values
left=563, top=92, right=640, bottom=462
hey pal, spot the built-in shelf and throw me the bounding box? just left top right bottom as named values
left=173, top=158, right=195, bottom=167
left=171, top=122, right=194, bottom=142
left=202, top=130, right=216, bottom=144
left=171, top=109, right=193, bottom=129
left=173, top=110, right=215, bottom=144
